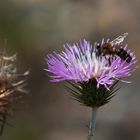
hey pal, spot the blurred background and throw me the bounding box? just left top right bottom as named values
left=0, top=0, right=140, bottom=140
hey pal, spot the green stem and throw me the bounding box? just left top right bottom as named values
left=88, top=108, right=97, bottom=140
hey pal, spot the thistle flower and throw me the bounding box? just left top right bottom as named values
left=47, top=40, right=136, bottom=84
left=46, top=34, right=136, bottom=107
left=0, top=52, right=29, bottom=135
left=46, top=33, right=137, bottom=140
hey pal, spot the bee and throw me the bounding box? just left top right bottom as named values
left=96, top=33, right=132, bottom=63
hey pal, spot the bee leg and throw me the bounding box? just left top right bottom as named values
left=96, top=43, right=101, bottom=57
left=126, top=55, right=132, bottom=63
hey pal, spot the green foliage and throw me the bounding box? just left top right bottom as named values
left=66, top=79, right=120, bottom=108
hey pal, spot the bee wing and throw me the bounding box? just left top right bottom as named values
left=111, top=33, right=128, bottom=46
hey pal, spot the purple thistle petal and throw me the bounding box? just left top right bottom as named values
left=46, top=37, right=137, bottom=90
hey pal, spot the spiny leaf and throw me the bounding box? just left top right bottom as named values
left=65, top=80, right=120, bottom=108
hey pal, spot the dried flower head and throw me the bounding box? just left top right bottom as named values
left=0, top=52, right=29, bottom=135
left=46, top=33, right=137, bottom=107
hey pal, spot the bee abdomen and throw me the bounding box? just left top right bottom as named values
left=116, top=48, right=132, bottom=63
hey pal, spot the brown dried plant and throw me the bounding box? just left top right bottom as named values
left=0, top=52, right=29, bottom=135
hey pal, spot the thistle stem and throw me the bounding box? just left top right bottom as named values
left=88, top=108, right=97, bottom=140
